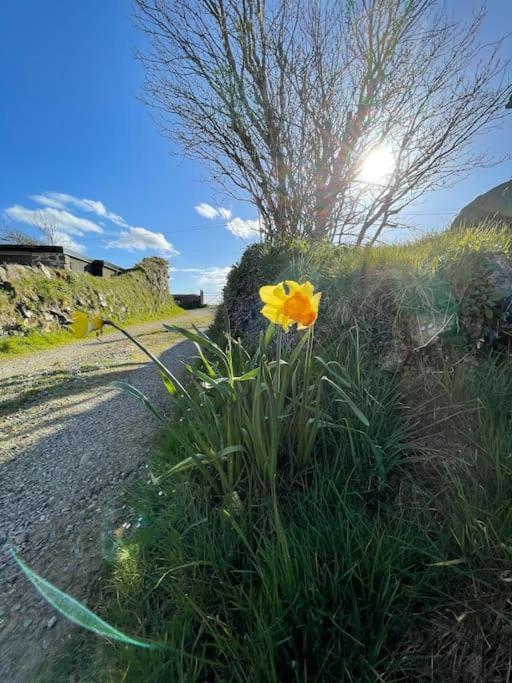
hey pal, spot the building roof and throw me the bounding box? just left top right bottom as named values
left=0, top=244, right=124, bottom=272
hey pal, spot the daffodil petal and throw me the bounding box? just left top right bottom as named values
left=259, top=285, right=284, bottom=306
left=91, top=315, right=104, bottom=331
left=283, top=280, right=300, bottom=295
left=298, top=282, right=315, bottom=298
left=311, top=292, right=322, bottom=313
left=72, top=312, right=89, bottom=338
left=261, top=304, right=282, bottom=324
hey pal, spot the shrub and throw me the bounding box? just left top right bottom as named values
left=213, top=227, right=512, bottom=355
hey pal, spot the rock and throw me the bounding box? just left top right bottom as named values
left=48, top=307, right=68, bottom=322
left=411, top=314, right=450, bottom=349
left=381, top=340, right=409, bottom=371
left=451, top=180, right=512, bottom=230
left=19, top=305, right=33, bottom=319
left=46, top=616, right=57, bottom=629
left=37, top=263, right=53, bottom=279
left=488, top=253, right=512, bottom=296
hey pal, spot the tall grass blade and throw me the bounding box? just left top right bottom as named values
left=112, top=381, right=167, bottom=425
left=321, top=375, right=370, bottom=426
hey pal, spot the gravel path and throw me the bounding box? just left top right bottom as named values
left=0, top=308, right=214, bottom=681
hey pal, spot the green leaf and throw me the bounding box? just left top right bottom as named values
left=235, top=368, right=259, bottom=381
left=315, top=357, right=352, bottom=388
left=163, top=324, right=226, bottom=362
left=9, top=548, right=159, bottom=649
left=167, top=445, right=244, bottom=476
left=194, top=342, right=217, bottom=379
left=159, top=371, right=177, bottom=395
left=322, top=376, right=370, bottom=426
left=263, top=323, right=275, bottom=350
left=112, top=381, right=167, bottom=425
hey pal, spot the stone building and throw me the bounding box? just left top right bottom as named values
left=0, top=244, right=124, bottom=277
left=173, top=291, right=205, bottom=309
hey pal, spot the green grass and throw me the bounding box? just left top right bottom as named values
left=44, top=324, right=512, bottom=681
left=38, top=227, right=512, bottom=680
left=0, top=256, right=184, bottom=356
left=0, top=327, right=75, bottom=355
left=214, top=225, right=512, bottom=353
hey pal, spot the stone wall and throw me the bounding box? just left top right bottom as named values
left=0, top=247, right=67, bottom=270
left=0, top=257, right=176, bottom=338
left=0, top=246, right=124, bottom=277
left=174, top=291, right=205, bottom=309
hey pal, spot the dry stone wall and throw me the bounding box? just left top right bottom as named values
left=0, top=257, right=174, bottom=337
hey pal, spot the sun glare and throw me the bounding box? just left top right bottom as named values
left=360, top=147, right=396, bottom=184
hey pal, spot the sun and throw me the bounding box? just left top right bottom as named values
left=359, top=146, right=396, bottom=184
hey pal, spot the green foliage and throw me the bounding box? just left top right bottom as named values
left=213, top=227, right=512, bottom=351
left=47, top=334, right=507, bottom=682
left=0, top=328, right=74, bottom=355
left=10, top=549, right=158, bottom=650
left=0, top=303, right=182, bottom=356
left=37, top=228, right=512, bottom=681
left=43, top=325, right=426, bottom=681
left=0, top=258, right=182, bottom=356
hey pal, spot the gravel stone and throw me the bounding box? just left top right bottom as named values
left=0, top=308, right=213, bottom=681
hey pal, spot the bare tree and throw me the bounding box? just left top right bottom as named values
left=0, top=212, right=61, bottom=246
left=0, top=224, right=41, bottom=245
left=33, top=212, right=60, bottom=245
left=135, top=0, right=511, bottom=244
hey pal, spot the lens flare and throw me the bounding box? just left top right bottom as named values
left=360, top=147, right=395, bottom=183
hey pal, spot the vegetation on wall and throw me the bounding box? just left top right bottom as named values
left=0, top=257, right=181, bottom=355
left=214, top=226, right=512, bottom=357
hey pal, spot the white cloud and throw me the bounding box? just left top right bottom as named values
left=226, top=217, right=260, bottom=239
left=5, top=205, right=103, bottom=235
left=30, top=194, right=67, bottom=210
left=171, top=266, right=231, bottom=286
left=53, top=231, right=86, bottom=254
left=195, top=203, right=219, bottom=220
left=170, top=266, right=231, bottom=302
left=194, top=201, right=259, bottom=240
left=31, top=192, right=128, bottom=227
left=107, top=226, right=178, bottom=255
left=196, top=266, right=232, bottom=288
left=218, top=207, right=232, bottom=220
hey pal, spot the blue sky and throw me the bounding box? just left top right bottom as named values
left=1, top=1, right=511, bottom=302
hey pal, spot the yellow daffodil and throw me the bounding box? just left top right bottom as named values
left=259, top=280, right=321, bottom=331
left=72, top=311, right=105, bottom=338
